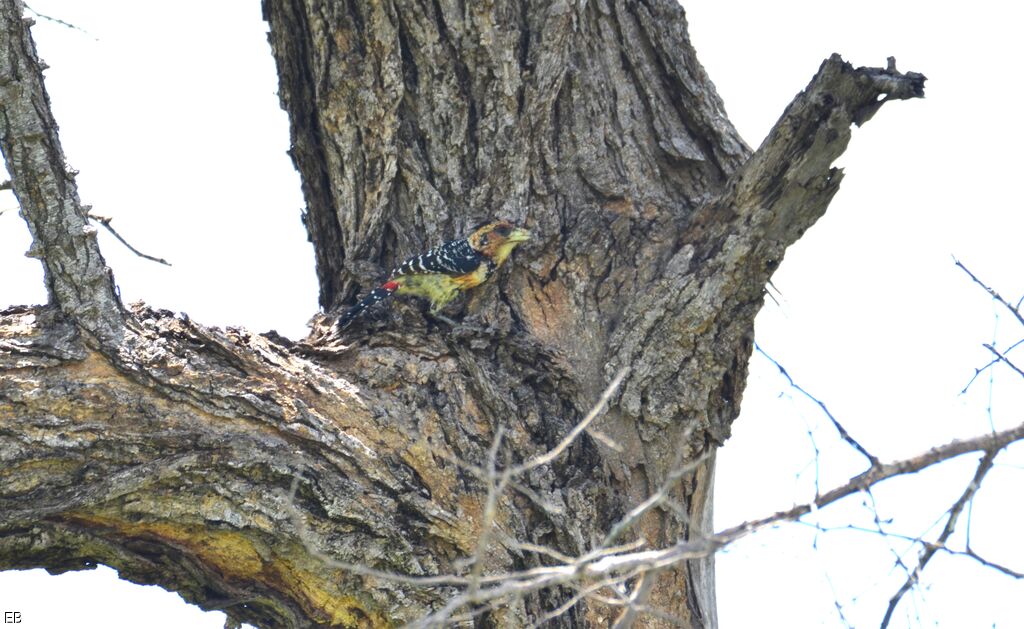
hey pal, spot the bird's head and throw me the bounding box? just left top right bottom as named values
left=468, top=220, right=531, bottom=266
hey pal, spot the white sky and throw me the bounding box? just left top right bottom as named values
left=1, top=1, right=1022, bottom=627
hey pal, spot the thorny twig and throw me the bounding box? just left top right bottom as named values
left=798, top=521, right=1024, bottom=580
left=961, top=338, right=1024, bottom=394
left=955, top=258, right=1024, bottom=328
left=983, top=343, right=1024, bottom=380
left=861, top=490, right=915, bottom=583
left=756, top=344, right=879, bottom=466
left=880, top=450, right=998, bottom=628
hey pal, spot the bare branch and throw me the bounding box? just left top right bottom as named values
left=513, top=542, right=574, bottom=565
left=611, top=569, right=661, bottom=629
left=508, top=366, right=629, bottom=475
left=955, top=259, right=1024, bottom=328
left=960, top=548, right=1024, bottom=580
left=757, top=344, right=879, bottom=466
left=799, top=521, right=1024, bottom=580
left=467, top=427, right=509, bottom=598
left=983, top=343, right=1024, bottom=380
left=961, top=337, right=1024, bottom=394
left=278, top=409, right=1023, bottom=628
left=715, top=419, right=1024, bottom=546
left=880, top=450, right=997, bottom=628
left=89, top=213, right=172, bottom=266
left=22, top=3, right=96, bottom=38
left=603, top=438, right=707, bottom=546
left=0, top=0, right=122, bottom=339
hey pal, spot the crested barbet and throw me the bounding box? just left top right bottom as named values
left=336, top=220, right=531, bottom=329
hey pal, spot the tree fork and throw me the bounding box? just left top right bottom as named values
left=1, top=0, right=924, bottom=626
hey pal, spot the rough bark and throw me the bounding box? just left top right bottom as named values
left=0, top=1, right=123, bottom=342
left=0, top=0, right=924, bottom=627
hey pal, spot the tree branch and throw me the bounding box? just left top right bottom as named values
left=278, top=398, right=1024, bottom=627
left=688, top=54, right=926, bottom=281
left=879, top=450, right=997, bottom=628
left=88, top=213, right=172, bottom=266
left=983, top=343, right=1024, bottom=380
left=955, top=258, right=1024, bottom=328
left=611, top=54, right=925, bottom=448
left=0, top=0, right=123, bottom=340
left=716, top=420, right=1023, bottom=545
left=0, top=305, right=441, bottom=628
left=756, top=343, right=879, bottom=466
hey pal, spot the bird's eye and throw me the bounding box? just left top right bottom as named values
left=479, top=235, right=489, bottom=245
left=494, top=224, right=511, bottom=237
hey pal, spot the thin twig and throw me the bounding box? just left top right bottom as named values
left=89, top=213, right=172, bottom=266
left=514, top=542, right=574, bottom=565
left=961, top=338, right=1024, bottom=394
left=983, top=343, right=1024, bottom=380
left=862, top=490, right=914, bottom=579
left=954, top=258, right=1024, bottom=328
left=797, top=521, right=1024, bottom=580
left=508, top=366, right=629, bottom=475
left=23, top=4, right=97, bottom=39
left=756, top=344, right=879, bottom=466
left=425, top=442, right=565, bottom=515
left=802, top=419, right=822, bottom=500
left=468, top=426, right=509, bottom=597
left=715, top=419, right=1024, bottom=547
left=879, top=450, right=998, bottom=628
left=603, top=440, right=706, bottom=546
left=961, top=547, right=1024, bottom=579
left=288, top=417, right=1024, bottom=628
left=611, top=569, right=660, bottom=629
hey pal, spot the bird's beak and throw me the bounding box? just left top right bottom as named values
left=509, top=228, right=531, bottom=242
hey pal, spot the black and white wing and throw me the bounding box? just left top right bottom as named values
left=391, top=238, right=482, bottom=277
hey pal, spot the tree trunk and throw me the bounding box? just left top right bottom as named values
left=0, top=0, right=923, bottom=627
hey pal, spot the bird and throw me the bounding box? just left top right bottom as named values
left=335, top=220, right=531, bottom=330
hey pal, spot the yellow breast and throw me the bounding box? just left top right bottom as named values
left=452, top=264, right=491, bottom=290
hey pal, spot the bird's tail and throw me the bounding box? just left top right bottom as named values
left=335, top=281, right=400, bottom=330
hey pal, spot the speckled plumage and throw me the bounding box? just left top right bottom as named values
left=336, top=220, right=530, bottom=330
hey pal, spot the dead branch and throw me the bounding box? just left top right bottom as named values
left=955, top=258, right=1024, bottom=328
left=983, top=343, right=1024, bottom=380
left=22, top=3, right=95, bottom=38
left=880, top=450, right=997, bottom=628
left=961, top=338, right=1024, bottom=394
left=757, top=343, right=879, bottom=466
left=507, top=367, right=629, bottom=476
left=88, top=213, right=172, bottom=266
left=281, top=384, right=1024, bottom=628
left=719, top=419, right=1024, bottom=545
